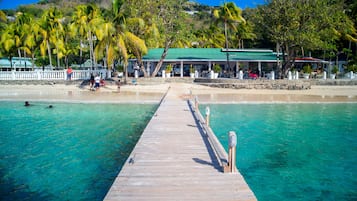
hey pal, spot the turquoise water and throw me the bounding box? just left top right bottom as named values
left=201, top=104, right=357, bottom=201
left=0, top=101, right=157, bottom=201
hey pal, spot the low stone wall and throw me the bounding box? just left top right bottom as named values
left=1, top=77, right=356, bottom=90
left=310, top=79, right=357, bottom=86
left=126, top=77, right=195, bottom=85
left=194, top=78, right=311, bottom=90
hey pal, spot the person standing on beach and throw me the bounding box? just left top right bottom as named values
left=90, top=73, right=95, bottom=90
left=94, top=74, right=101, bottom=90
left=67, top=67, right=73, bottom=80
left=117, top=79, right=121, bottom=93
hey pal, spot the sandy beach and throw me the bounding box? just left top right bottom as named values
left=0, top=82, right=357, bottom=103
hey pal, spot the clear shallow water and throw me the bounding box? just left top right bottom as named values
left=0, top=101, right=157, bottom=201
left=201, top=104, right=357, bottom=201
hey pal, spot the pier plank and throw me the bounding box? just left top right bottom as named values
left=104, top=84, right=256, bottom=201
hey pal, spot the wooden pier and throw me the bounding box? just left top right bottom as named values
left=104, top=84, right=256, bottom=201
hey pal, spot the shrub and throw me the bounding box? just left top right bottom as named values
left=213, top=64, right=221, bottom=73
left=332, top=66, right=338, bottom=74
left=166, top=64, right=172, bottom=72
left=303, top=65, right=312, bottom=74
left=190, top=65, right=195, bottom=73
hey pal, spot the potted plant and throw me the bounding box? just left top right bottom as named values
left=331, top=65, right=338, bottom=79
left=165, top=64, right=172, bottom=78
left=189, top=65, right=195, bottom=78
left=303, top=65, right=312, bottom=79
left=347, top=64, right=357, bottom=79
left=213, top=64, right=221, bottom=79
left=115, top=65, right=124, bottom=78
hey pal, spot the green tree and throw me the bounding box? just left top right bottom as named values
left=23, top=18, right=42, bottom=70
left=39, top=7, right=64, bottom=69
left=71, top=5, right=90, bottom=68
left=0, top=27, right=16, bottom=69
left=0, top=10, right=7, bottom=32
left=213, top=2, right=245, bottom=75
left=232, top=21, right=256, bottom=49
left=95, top=21, right=116, bottom=70
left=149, top=0, right=187, bottom=77
left=13, top=12, right=33, bottom=60
left=194, top=25, right=225, bottom=48
left=112, top=0, right=149, bottom=78
left=256, top=0, right=357, bottom=78
left=82, top=4, right=103, bottom=69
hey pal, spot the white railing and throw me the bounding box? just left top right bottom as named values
left=0, top=70, right=107, bottom=81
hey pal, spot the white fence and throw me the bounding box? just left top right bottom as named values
left=0, top=70, right=107, bottom=81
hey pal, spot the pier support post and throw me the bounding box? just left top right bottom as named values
left=195, top=96, right=199, bottom=111
left=228, top=131, right=237, bottom=173
left=205, top=106, right=210, bottom=127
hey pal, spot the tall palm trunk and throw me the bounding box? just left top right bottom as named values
left=88, top=31, right=94, bottom=69
left=47, top=39, right=53, bottom=70
left=80, top=39, right=83, bottom=68
left=31, top=53, right=35, bottom=71
left=104, top=44, right=109, bottom=70
left=56, top=30, right=60, bottom=68
left=224, top=21, right=231, bottom=76
left=152, top=40, right=172, bottom=77
left=17, top=49, right=22, bottom=70
left=56, top=46, right=60, bottom=68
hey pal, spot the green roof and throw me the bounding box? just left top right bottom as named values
left=143, top=48, right=278, bottom=62
left=0, top=57, right=33, bottom=67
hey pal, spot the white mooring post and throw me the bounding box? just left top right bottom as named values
left=205, top=106, right=210, bottom=127
left=228, top=131, right=237, bottom=173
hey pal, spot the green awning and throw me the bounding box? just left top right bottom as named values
left=143, top=48, right=278, bottom=62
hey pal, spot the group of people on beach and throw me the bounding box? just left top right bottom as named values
left=89, top=73, right=105, bottom=91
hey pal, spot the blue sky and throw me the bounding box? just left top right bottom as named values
left=0, top=0, right=265, bottom=10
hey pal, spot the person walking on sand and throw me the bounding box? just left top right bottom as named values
left=94, top=74, right=101, bottom=90
left=67, top=67, right=73, bottom=80
left=117, top=79, right=121, bottom=93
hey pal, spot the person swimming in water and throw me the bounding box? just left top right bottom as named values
left=24, top=101, right=30, bottom=106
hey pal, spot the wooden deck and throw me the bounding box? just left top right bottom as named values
left=104, top=83, right=256, bottom=201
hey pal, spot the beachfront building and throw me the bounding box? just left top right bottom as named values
left=0, top=57, right=35, bottom=71
left=128, top=48, right=330, bottom=79
left=131, top=48, right=279, bottom=78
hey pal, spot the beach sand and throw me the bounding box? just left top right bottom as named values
left=0, top=83, right=357, bottom=103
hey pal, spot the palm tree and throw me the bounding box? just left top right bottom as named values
left=123, top=31, right=148, bottom=72
left=194, top=25, right=225, bottom=48
left=39, top=8, right=64, bottom=69
left=0, top=10, right=7, bottom=32
left=233, top=22, right=256, bottom=49
left=95, top=21, right=116, bottom=72
left=111, top=0, right=148, bottom=79
left=86, top=4, right=103, bottom=69
left=13, top=12, right=33, bottom=64
left=0, top=27, right=16, bottom=69
left=23, top=18, right=41, bottom=70
left=214, top=2, right=245, bottom=75
left=71, top=5, right=89, bottom=68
